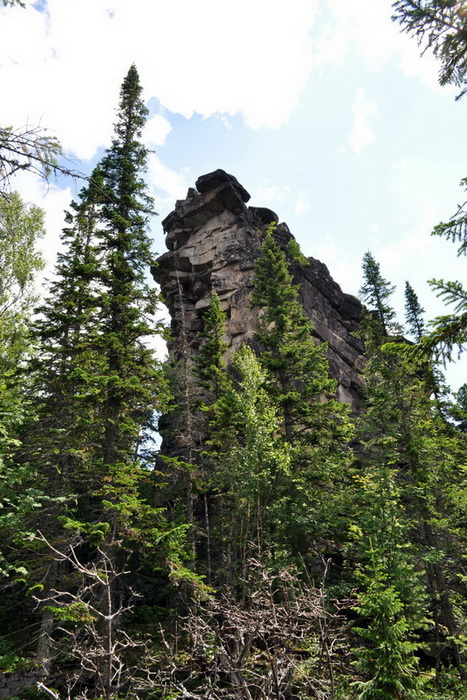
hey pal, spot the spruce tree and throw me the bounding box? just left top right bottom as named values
left=392, top=0, right=467, bottom=98
left=251, top=226, right=352, bottom=557
left=92, top=64, right=162, bottom=474
left=359, top=251, right=399, bottom=339
left=350, top=323, right=467, bottom=689
left=20, top=66, right=177, bottom=697
left=251, top=226, right=345, bottom=442
left=194, top=290, right=229, bottom=402
left=404, top=280, right=425, bottom=341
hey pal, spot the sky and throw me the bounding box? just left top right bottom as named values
left=1, top=0, right=467, bottom=388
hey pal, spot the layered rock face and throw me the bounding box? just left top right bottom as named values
left=153, top=170, right=365, bottom=409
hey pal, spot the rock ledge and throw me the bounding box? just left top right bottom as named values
left=153, top=170, right=364, bottom=408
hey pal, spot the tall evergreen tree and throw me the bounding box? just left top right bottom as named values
left=404, top=281, right=425, bottom=341
left=359, top=251, right=399, bottom=339
left=17, top=66, right=177, bottom=697
left=251, top=226, right=346, bottom=442
left=350, top=312, right=467, bottom=688
left=194, top=290, right=229, bottom=402
left=251, top=226, right=352, bottom=558
left=93, top=65, right=162, bottom=474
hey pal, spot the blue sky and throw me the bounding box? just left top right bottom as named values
left=2, top=0, right=467, bottom=387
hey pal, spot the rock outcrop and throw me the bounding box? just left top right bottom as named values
left=153, top=169, right=365, bottom=409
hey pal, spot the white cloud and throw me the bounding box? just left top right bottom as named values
left=318, top=0, right=442, bottom=90
left=147, top=154, right=191, bottom=207
left=145, top=114, right=172, bottom=147
left=0, top=0, right=320, bottom=163
left=348, top=88, right=377, bottom=153
left=0, top=0, right=449, bottom=171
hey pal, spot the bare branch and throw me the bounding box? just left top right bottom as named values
left=0, top=124, right=85, bottom=193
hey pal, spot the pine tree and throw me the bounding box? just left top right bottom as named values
left=359, top=251, right=399, bottom=340
left=350, top=325, right=467, bottom=688
left=194, top=290, right=229, bottom=402
left=252, top=226, right=346, bottom=442
left=19, top=66, right=177, bottom=697
left=404, top=281, right=425, bottom=341
left=251, top=226, right=353, bottom=557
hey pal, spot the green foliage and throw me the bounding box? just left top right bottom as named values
left=352, top=578, right=425, bottom=700
left=351, top=314, right=467, bottom=690
left=0, top=192, right=44, bottom=365
left=286, top=236, right=308, bottom=264
left=405, top=281, right=425, bottom=341
left=250, top=225, right=353, bottom=557
left=350, top=352, right=429, bottom=699
left=208, top=345, right=293, bottom=564
left=252, top=224, right=348, bottom=443
left=194, top=291, right=229, bottom=400
left=45, top=601, right=96, bottom=625
left=0, top=193, right=46, bottom=579
left=359, top=251, right=400, bottom=339
left=392, top=1, right=467, bottom=98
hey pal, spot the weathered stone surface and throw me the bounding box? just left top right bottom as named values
left=152, top=171, right=365, bottom=410
left=248, top=206, right=278, bottom=225
left=195, top=169, right=251, bottom=203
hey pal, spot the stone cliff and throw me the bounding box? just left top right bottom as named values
left=152, top=169, right=365, bottom=409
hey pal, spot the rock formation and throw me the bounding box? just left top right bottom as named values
left=152, top=169, right=365, bottom=410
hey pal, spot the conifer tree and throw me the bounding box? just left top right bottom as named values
left=252, top=226, right=346, bottom=442
left=92, top=65, right=162, bottom=474
left=404, top=280, right=425, bottom=341
left=194, top=290, right=230, bottom=402
left=359, top=251, right=399, bottom=339
left=392, top=0, right=467, bottom=98
left=19, top=66, right=177, bottom=697
left=251, top=226, right=352, bottom=557
left=351, top=309, right=467, bottom=688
